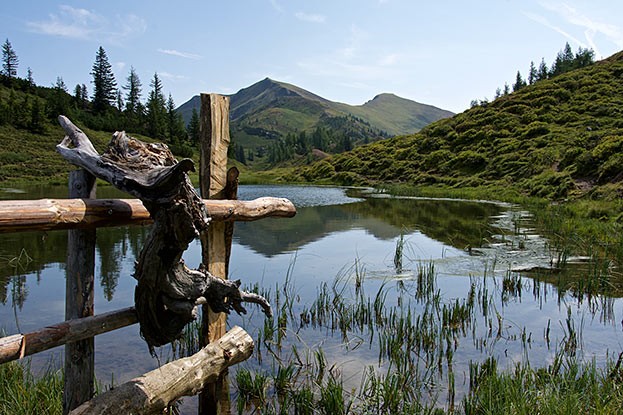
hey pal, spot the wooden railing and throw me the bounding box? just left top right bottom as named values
left=0, top=93, right=295, bottom=415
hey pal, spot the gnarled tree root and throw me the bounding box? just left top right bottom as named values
left=57, top=116, right=271, bottom=352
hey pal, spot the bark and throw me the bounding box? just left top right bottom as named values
left=0, top=196, right=296, bottom=233
left=56, top=116, right=272, bottom=352
left=0, top=308, right=137, bottom=364
left=69, top=326, right=253, bottom=415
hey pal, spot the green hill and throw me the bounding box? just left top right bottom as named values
left=291, top=51, right=623, bottom=200
left=177, top=78, right=454, bottom=159
left=0, top=79, right=182, bottom=185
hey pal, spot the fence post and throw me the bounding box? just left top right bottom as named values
left=198, top=93, right=233, bottom=414
left=63, top=170, right=96, bottom=414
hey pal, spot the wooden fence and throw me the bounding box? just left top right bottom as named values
left=0, top=93, right=295, bottom=414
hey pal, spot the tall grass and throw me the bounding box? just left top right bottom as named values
left=0, top=360, right=63, bottom=415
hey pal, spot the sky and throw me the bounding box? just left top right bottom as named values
left=2, top=1, right=623, bottom=114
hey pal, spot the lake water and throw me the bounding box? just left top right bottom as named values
left=1, top=184, right=621, bottom=410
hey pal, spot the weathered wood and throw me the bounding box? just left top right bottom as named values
left=69, top=326, right=253, bottom=415
left=199, top=93, right=232, bottom=415
left=0, top=196, right=296, bottom=233
left=56, top=116, right=271, bottom=352
left=0, top=307, right=138, bottom=365
left=64, top=170, right=96, bottom=414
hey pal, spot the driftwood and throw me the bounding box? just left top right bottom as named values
left=0, top=196, right=296, bottom=233
left=69, top=325, right=253, bottom=415
left=0, top=307, right=138, bottom=364
left=56, top=116, right=271, bottom=352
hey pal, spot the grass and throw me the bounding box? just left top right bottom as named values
left=0, top=360, right=63, bottom=415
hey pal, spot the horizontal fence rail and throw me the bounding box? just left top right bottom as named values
left=0, top=307, right=138, bottom=364
left=0, top=196, right=296, bottom=233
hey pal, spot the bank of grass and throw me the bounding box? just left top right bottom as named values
left=0, top=360, right=63, bottom=415
left=379, top=183, right=623, bottom=264
left=464, top=356, right=623, bottom=414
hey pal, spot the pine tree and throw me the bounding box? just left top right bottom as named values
left=116, top=89, right=124, bottom=111
left=574, top=47, right=595, bottom=69
left=49, top=76, right=69, bottom=117
left=166, top=94, right=185, bottom=142
left=512, top=71, right=527, bottom=92
left=537, top=58, right=548, bottom=81
left=26, top=67, right=34, bottom=87
left=145, top=72, right=166, bottom=139
left=528, top=61, right=537, bottom=85
left=187, top=108, right=200, bottom=146
left=123, top=66, right=142, bottom=114
left=550, top=43, right=575, bottom=77
left=2, top=39, right=18, bottom=78
left=90, top=46, right=117, bottom=113
left=503, top=83, right=510, bottom=95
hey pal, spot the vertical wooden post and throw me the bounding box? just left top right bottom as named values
left=63, top=170, right=96, bottom=414
left=198, top=93, right=232, bottom=414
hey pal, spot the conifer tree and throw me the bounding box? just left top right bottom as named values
left=26, top=67, right=34, bottom=87
left=512, top=71, right=527, bottom=92
left=90, top=46, right=117, bottom=113
left=2, top=39, right=19, bottom=78
left=49, top=76, right=69, bottom=118
left=165, top=93, right=185, bottom=142
left=123, top=66, right=142, bottom=114
left=528, top=61, right=537, bottom=84
left=537, top=58, right=548, bottom=81
left=503, top=83, right=510, bottom=95
left=187, top=108, right=200, bottom=146
left=145, top=72, right=166, bottom=139
left=116, top=89, right=124, bottom=111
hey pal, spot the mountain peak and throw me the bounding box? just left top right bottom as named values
left=176, top=78, right=453, bottom=136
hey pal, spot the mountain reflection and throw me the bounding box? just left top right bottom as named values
left=0, top=185, right=504, bottom=307
left=234, top=197, right=503, bottom=257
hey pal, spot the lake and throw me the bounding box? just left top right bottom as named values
left=1, top=184, right=621, bottom=411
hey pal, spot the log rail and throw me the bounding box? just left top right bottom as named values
left=0, top=196, right=295, bottom=233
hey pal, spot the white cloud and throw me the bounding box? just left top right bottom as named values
left=114, top=62, right=126, bottom=72
left=157, top=49, right=203, bottom=60
left=26, top=5, right=146, bottom=43
left=523, top=11, right=586, bottom=48
left=160, top=72, right=187, bottom=81
left=269, top=0, right=284, bottom=13
left=379, top=53, right=400, bottom=66
left=530, top=2, right=623, bottom=57
left=295, top=12, right=326, bottom=23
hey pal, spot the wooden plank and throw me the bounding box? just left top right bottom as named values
left=199, top=93, right=231, bottom=414
left=63, top=170, right=96, bottom=414
left=0, top=197, right=295, bottom=233
left=0, top=307, right=138, bottom=365
left=69, top=326, right=254, bottom=415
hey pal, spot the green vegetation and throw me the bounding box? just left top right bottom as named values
left=177, top=78, right=454, bottom=169
left=0, top=42, right=195, bottom=184
left=224, top=252, right=623, bottom=414
left=287, top=50, right=623, bottom=202
left=0, top=360, right=62, bottom=415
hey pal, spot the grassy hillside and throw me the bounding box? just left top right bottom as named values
left=290, top=51, right=623, bottom=201
left=0, top=80, right=186, bottom=185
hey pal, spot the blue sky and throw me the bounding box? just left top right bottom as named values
left=2, top=1, right=623, bottom=113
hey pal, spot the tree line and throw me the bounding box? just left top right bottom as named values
left=471, top=42, right=595, bottom=107
left=0, top=40, right=196, bottom=157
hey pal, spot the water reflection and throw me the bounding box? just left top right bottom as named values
left=0, top=184, right=620, bottom=409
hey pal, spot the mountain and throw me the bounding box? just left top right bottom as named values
left=290, top=51, right=623, bottom=200
left=177, top=78, right=454, bottom=153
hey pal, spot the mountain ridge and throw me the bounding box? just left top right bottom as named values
left=177, top=78, right=454, bottom=153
